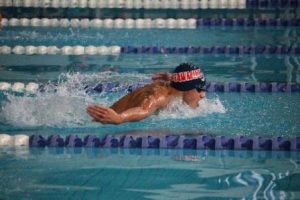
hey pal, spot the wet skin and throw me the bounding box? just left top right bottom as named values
left=86, top=81, right=206, bottom=125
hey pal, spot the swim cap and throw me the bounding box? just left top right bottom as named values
left=170, top=63, right=206, bottom=91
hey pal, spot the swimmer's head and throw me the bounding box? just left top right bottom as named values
left=171, top=63, right=206, bottom=108
left=170, top=63, right=206, bottom=92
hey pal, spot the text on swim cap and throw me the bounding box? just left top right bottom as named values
left=172, top=69, right=204, bottom=83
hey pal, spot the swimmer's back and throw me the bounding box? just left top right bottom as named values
left=110, top=82, right=170, bottom=113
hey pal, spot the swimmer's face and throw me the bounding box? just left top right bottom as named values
left=182, top=89, right=206, bottom=109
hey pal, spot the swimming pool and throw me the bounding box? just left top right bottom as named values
left=1, top=1, right=300, bottom=199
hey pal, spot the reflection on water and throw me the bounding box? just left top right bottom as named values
left=0, top=148, right=299, bottom=200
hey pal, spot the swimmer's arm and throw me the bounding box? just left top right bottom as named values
left=87, top=101, right=161, bottom=124
left=118, top=106, right=158, bottom=123
left=87, top=106, right=157, bottom=124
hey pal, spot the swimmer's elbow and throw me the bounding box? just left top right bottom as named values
left=119, top=107, right=154, bottom=123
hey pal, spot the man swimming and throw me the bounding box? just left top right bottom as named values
left=86, top=63, right=206, bottom=124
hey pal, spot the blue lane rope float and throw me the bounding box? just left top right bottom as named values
left=197, top=18, right=300, bottom=27
left=86, top=81, right=300, bottom=93
left=0, top=134, right=300, bottom=151
left=121, top=45, right=300, bottom=55
left=246, top=0, right=299, bottom=8
left=27, top=134, right=300, bottom=151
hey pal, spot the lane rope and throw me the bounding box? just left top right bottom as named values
left=1, top=45, right=299, bottom=55
left=0, top=0, right=248, bottom=9
left=1, top=0, right=298, bottom=9
left=1, top=81, right=299, bottom=93
left=2, top=18, right=299, bottom=28
left=0, top=134, right=299, bottom=151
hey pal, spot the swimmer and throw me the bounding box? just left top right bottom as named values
left=87, top=63, right=206, bottom=124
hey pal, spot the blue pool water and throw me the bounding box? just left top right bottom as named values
left=1, top=6, right=300, bottom=200
left=0, top=74, right=300, bottom=137
left=0, top=27, right=299, bottom=46
left=0, top=148, right=300, bottom=200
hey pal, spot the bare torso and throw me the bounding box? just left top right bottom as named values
left=110, top=82, right=176, bottom=114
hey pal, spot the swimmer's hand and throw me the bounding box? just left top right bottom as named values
left=87, top=105, right=123, bottom=125
left=152, top=72, right=172, bottom=82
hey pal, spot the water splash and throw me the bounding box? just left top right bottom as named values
left=0, top=72, right=225, bottom=127
left=0, top=72, right=150, bottom=127
left=158, top=97, right=226, bottom=119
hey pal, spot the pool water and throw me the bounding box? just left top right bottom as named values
left=1, top=27, right=299, bottom=46
left=0, top=148, right=299, bottom=200
left=0, top=76, right=300, bottom=137
left=1, top=6, right=300, bottom=200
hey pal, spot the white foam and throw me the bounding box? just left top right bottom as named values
left=0, top=72, right=223, bottom=127
left=0, top=72, right=136, bottom=127
left=158, top=97, right=226, bottom=119
left=1, top=84, right=90, bottom=127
